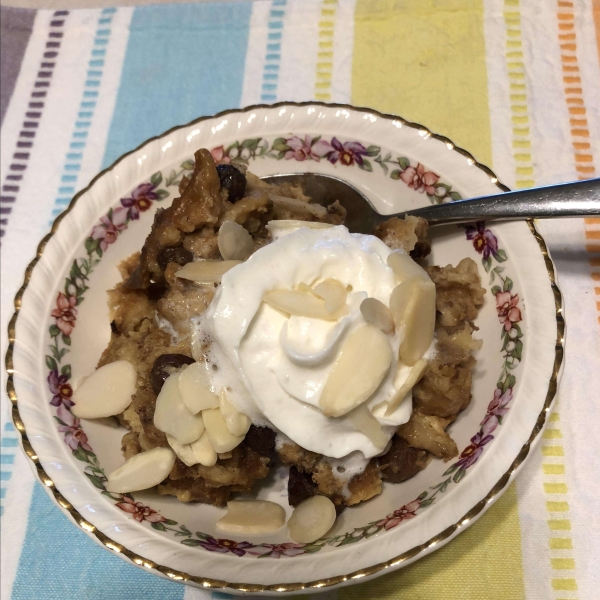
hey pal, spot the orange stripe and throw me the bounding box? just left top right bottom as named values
left=558, top=4, right=600, bottom=332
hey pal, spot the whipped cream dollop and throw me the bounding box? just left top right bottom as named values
left=193, top=225, right=434, bottom=461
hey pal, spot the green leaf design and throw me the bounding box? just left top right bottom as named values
left=513, top=339, right=523, bottom=360
left=151, top=522, right=166, bottom=531
left=163, top=519, right=177, bottom=526
left=181, top=539, right=202, bottom=547
left=225, top=141, right=239, bottom=154
left=241, top=137, right=260, bottom=151
left=60, top=364, right=72, bottom=379
left=73, top=447, right=89, bottom=463
left=49, top=324, right=60, bottom=338
left=419, top=498, right=435, bottom=508
left=311, top=135, right=322, bottom=145
left=150, top=172, right=163, bottom=186
left=366, top=145, right=380, bottom=157
left=453, top=468, right=467, bottom=483
left=85, top=237, right=99, bottom=255
left=495, top=249, right=508, bottom=263
left=180, top=160, right=195, bottom=171
left=338, top=535, right=362, bottom=546
left=417, top=491, right=429, bottom=501
left=377, top=160, right=389, bottom=175
left=62, top=334, right=71, bottom=347
left=358, top=158, right=373, bottom=172
left=397, top=156, right=410, bottom=170
left=448, top=191, right=462, bottom=201
left=272, top=137, right=290, bottom=152
left=156, top=189, right=170, bottom=200
left=390, top=169, right=402, bottom=180
left=491, top=285, right=501, bottom=296
left=503, top=277, right=513, bottom=292
left=443, top=463, right=459, bottom=476
left=46, top=356, right=58, bottom=371
left=482, top=256, right=492, bottom=273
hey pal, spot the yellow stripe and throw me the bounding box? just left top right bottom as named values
left=542, top=446, right=564, bottom=456
left=351, top=0, right=492, bottom=166
left=315, top=0, right=337, bottom=102
left=550, top=537, right=573, bottom=549
left=552, top=578, right=578, bottom=591
left=548, top=519, right=571, bottom=531
left=551, top=558, right=575, bottom=570
left=543, top=464, right=566, bottom=475
left=543, top=428, right=563, bottom=439
left=544, top=482, right=568, bottom=494
left=546, top=501, right=569, bottom=512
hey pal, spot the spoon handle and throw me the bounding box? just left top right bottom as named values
left=400, top=178, right=600, bottom=225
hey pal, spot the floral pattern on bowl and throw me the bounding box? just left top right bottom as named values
left=44, top=138, right=523, bottom=558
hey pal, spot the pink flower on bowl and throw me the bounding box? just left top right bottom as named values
left=210, top=145, right=231, bottom=165
left=91, top=206, right=128, bottom=252
left=496, top=291, right=522, bottom=332
left=376, top=499, right=421, bottom=531
left=399, top=163, right=439, bottom=194
left=51, top=292, right=77, bottom=336
left=284, top=135, right=332, bottom=162
left=56, top=404, right=91, bottom=451
left=116, top=496, right=166, bottom=524
left=482, top=387, right=513, bottom=432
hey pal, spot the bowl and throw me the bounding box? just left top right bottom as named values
left=6, top=103, right=563, bottom=594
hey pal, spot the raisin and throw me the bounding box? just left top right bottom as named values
left=288, top=466, right=317, bottom=507
left=378, top=436, right=431, bottom=483
left=150, top=354, right=195, bottom=395
left=156, top=246, right=193, bottom=272
left=216, top=164, right=246, bottom=203
left=244, top=425, right=276, bottom=456
left=146, top=282, right=166, bottom=302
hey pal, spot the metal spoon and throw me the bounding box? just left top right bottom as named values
left=261, top=174, right=600, bottom=234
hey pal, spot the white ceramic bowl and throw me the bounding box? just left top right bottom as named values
left=6, top=103, right=563, bottom=594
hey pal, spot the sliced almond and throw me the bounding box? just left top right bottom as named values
left=166, top=434, right=198, bottom=467
left=266, top=219, right=334, bottom=236
left=175, top=260, right=241, bottom=284
left=263, top=289, right=348, bottom=321
left=387, top=250, right=429, bottom=282
left=105, top=447, right=175, bottom=493
left=288, top=495, right=336, bottom=543
left=360, top=297, right=395, bottom=334
left=203, top=408, right=245, bottom=453
left=219, top=390, right=251, bottom=437
left=319, top=324, right=393, bottom=417
left=192, top=431, right=218, bottom=467
left=348, top=405, right=388, bottom=450
left=269, top=195, right=329, bottom=220
left=389, top=278, right=418, bottom=328
left=385, top=359, right=428, bottom=415
left=72, top=360, right=136, bottom=419
left=295, top=281, right=320, bottom=296
left=313, top=278, right=347, bottom=314
left=178, top=362, right=219, bottom=414
left=218, top=220, right=254, bottom=261
left=216, top=500, right=286, bottom=534
left=154, top=372, right=205, bottom=444
left=399, top=280, right=436, bottom=365
left=167, top=431, right=217, bottom=467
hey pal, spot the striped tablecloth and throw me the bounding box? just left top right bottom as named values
left=1, top=1, right=599, bottom=598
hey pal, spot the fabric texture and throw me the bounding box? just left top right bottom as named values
left=1, top=1, right=599, bottom=598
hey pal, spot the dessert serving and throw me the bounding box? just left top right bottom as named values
left=71, top=147, right=484, bottom=542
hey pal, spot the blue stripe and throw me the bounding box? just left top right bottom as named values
left=1, top=438, right=17, bottom=447
left=0, top=472, right=11, bottom=481
left=102, top=2, right=252, bottom=168
left=0, top=488, right=7, bottom=498
left=12, top=485, right=184, bottom=599
left=0, top=454, right=15, bottom=464
left=4, top=423, right=15, bottom=432
left=50, top=11, right=115, bottom=221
